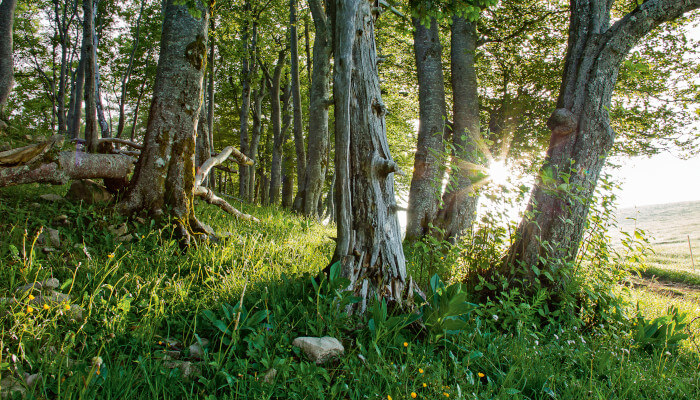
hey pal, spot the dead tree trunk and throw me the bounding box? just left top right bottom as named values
left=405, top=10, right=447, bottom=242
left=503, top=0, right=700, bottom=290
left=332, top=0, right=414, bottom=313
left=119, top=0, right=211, bottom=244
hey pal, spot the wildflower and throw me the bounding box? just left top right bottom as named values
left=107, top=253, right=114, bottom=259
left=43, top=303, right=50, bottom=310
left=403, top=342, right=408, bottom=347
left=27, top=306, right=34, bottom=313
left=422, top=383, right=427, bottom=388
left=534, top=340, right=539, bottom=346
left=158, top=341, right=163, bottom=345
left=443, top=393, right=449, bottom=397
left=28, top=294, right=35, bottom=301
left=388, top=396, right=392, bottom=400
left=492, top=315, right=498, bottom=321
left=411, top=393, right=417, bottom=399
left=478, top=372, right=485, bottom=378
left=63, top=303, right=70, bottom=311
left=419, top=368, right=424, bottom=374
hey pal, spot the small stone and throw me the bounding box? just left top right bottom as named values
left=46, top=228, right=60, bottom=247
left=53, top=215, right=70, bottom=226
left=162, top=360, right=201, bottom=379
left=0, top=375, right=26, bottom=399
left=262, top=368, right=277, bottom=384
left=17, top=278, right=60, bottom=294
left=292, top=336, right=344, bottom=364
left=108, top=223, right=129, bottom=237
left=65, top=179, right=112, bottom=204
left=68, top=304, right=84, bottom=320
left=116, top=234, right=133, bottom=242
left=42, top=247, right=56, bottom=254
left=161, top=350, right=181, bottom=361
left=31, top=202, right=41, bottom=208
left=188, top=338, right=209, bottom=360
left=25, top=373, right=42, bottom=387
left=40, top=193, right=64, bottom=202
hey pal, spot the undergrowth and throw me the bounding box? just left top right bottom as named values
left=1, top=183, right=700, bottom=399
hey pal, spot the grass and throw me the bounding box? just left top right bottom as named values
left=2, top=184, right=700, bottom=399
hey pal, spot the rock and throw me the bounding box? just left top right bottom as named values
left=68, top=304, right=84, bottom=320
left=262, top=368, right=277, bottom=384
left=24, top=373, right=41, bottom=387
left=188, top=338, right=209, bottom=360
left=0, top=375, right=25, bottom=399
left=30, top=202, right=41, bottom=208
left=292, top=336, right=344, bottom=364
left=65, top=179, right=112, bottom=204
left=40, top=227, right=60, bottom=247
left=53, top=215, right=70, bottom=226
left=162, top=360, right=201, bottom=379
left=17, top=278, right=60, bottom=294
left=39, top=193, right=64, bottom=202
left=42, top=247, right=57, bottom=254
left=108, top=223, right=128, bottom=237
left=116, top=234, right=133, bottom=243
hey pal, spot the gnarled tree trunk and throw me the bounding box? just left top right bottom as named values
left=504, top=0, right=700, bottom=289
left=333, top=0, right=413, bottom=313
left=119, top=0, right=210, bottom=244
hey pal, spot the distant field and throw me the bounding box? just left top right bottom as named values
left=615, top=200, right=700, bottom=277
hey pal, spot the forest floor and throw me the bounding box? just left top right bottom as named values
left=1, top=185, right=700, bottom=399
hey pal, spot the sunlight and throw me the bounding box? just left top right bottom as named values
left=488, top=160, right=510, bottom=186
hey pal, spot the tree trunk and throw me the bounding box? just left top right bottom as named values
left=289, top=0, right=306, bottom=209
left=295, top=0, right=332, bottom=218
left=405, top=12, right=447, bottom=241
left=503, top=0, right=700, bottom=289
left=67, top=53, right=85, bottom=139
left=248, top=76, right=265, bottom=203
left=434, top=16, right=481, bottom=244
left=116, top=0, right=144, bottom=139
left=0, top=0, right=18, bottom=124
left=130, top=58, right=150, bottom=141
left=119, top=0, right=209, bottom=244
left=265, top=50, right=288, bottom=205
left=238, top=4, right=255, bottom=201
left=93, top=6, right=110, bottom=140
left=82, top=0, right=98, bottom=152
left=54, top=0, right=76, bottom=136
left=206, top=16, right=215, bottom=154
left=195, top=93, right=210, bottom=172
left=332, top=0, right=411, bottom=313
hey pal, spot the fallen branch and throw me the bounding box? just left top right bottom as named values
left=195, top=185, right=260, bottom=222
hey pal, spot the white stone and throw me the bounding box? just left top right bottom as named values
left=292, top=336, right=344, bottom=364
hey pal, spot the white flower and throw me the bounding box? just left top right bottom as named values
left=492, top=315, right=499, bottom=321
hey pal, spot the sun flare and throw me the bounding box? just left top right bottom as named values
left=488, top=160, right=510, bottom=186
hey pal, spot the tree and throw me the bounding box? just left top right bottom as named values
left=289, top=0, right=306, bottom=206
left=404, top=3, right=447, bottom=242
left=0, top=0, right=18, bottom=129
left=119, top=0, right=211, bottom=243
left=332, top=0, right=415, bottom=312
left=294, top=0, right=332, bottom=218
left=504, top=0, right=700, bottom=289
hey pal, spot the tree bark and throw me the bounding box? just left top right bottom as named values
left=434, top=16, right=481, bottom=244
left=332, top=0, right=411, bottom=313
left=504, top=0, right=700, bottom=289
left=238, top=3, right=254, bottom=200
left=295, top=0, right=332, bottom=218
left=67, top=51, right=85, bottom=139
left=289, top=0, right=306, bottom=209
left=264, top=49, right=289, bottom=205
left=82, top=0, right=98, bottom=152
left=54, top=0, right=77, bottom=136
left=116, top=0, right=144, bottom=139
left=206, top=16, right=215, bottom=154
left=405, top=12, right=447, bottom=241
left=248, top=75, right=265, bottom=203
left=0, top=0, right=18, bottom=124
left=93, top=3, right=110, bottom=140
left=119, top=0, right=210, bottom=244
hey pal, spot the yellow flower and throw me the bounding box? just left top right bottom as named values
left=478, top=372, right=485, bottom=378
left=443, top=393, right=449, bottom=397
left=43, top=304, right=50, bottom=310
left=422, top=383, right=427, bottom=388
left=27, top=306, right=34, bottom=313
left=403, top=342, right=408, bottom=347
left=411, top=393, right=417, bottom=399
left=28, top=294, right=35, bottom=301
left=387, top=396, right=392, bottom=400
left=63, top=303, right=70, bottom=311
left=158, top=341, right=163, bottom=345
left=419, top=368, right=424, bottom=374
left=107, top=253, right=114, bottom=258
